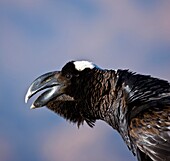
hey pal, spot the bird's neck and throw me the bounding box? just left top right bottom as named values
left=80, top=69, right=116, bottom=118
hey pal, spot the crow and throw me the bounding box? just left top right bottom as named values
left=25, top=60, right=170, bottom=161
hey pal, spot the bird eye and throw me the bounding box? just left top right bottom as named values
left=65, top=73, right=72, bottom=79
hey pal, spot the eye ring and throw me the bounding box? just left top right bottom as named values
left=65, top=73, right=72, bottom=79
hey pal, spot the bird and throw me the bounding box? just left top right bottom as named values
left=25, top=60, right=170, bottom=161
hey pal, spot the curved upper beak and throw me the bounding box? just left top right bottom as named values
left=25, top=71, right=64, bottom=109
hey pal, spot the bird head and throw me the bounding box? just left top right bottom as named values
left=25, top=60, right=105, bottom=127
left=25, top=60, right=98, bottom=109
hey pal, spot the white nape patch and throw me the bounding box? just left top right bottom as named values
left=73, top=60, right=96, bottom=71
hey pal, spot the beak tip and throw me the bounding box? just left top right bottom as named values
left=25, top=96, right=28, bottom=103
left=25, top=87, right=33, bottom=103
left=30, top=104, right=36, bottom=109
left=25, top=89, right=36, bottom=108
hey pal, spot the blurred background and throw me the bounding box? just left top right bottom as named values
left=1, top=0, right=170, bottom=161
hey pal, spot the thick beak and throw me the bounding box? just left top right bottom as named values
left=25, top=71, right=64, bottom=109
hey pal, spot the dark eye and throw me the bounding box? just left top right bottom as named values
left=65, top=73, right=72, bottom=79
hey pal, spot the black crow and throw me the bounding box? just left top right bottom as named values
left=25, top=60, right=170, bottom=161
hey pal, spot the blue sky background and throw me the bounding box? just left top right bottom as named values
left=1, top=1, right=170, bottom=161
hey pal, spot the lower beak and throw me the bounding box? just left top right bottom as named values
left=25, top=71, right=64, bottom=109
